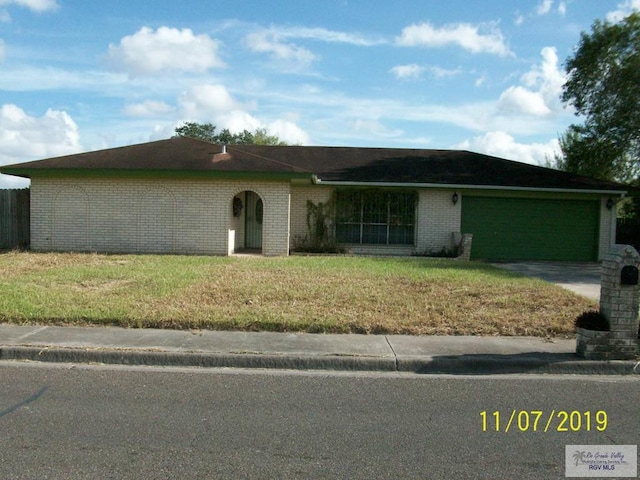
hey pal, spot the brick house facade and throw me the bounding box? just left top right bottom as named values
left=1, top=137, right=629, bottom=261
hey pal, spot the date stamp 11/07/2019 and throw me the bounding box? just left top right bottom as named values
left=480, top=410, right=608, bottom=433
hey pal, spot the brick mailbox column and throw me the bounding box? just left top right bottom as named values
left=578, top=245, right=640, bottom=360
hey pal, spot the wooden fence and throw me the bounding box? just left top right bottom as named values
left=0, top=189, right=30, bottom=250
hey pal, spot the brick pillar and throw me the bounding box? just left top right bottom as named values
left=456, top=234, right=473, bottom=261
left=597, top=245, right=640, bottom=359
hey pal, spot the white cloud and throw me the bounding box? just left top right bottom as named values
left=390, top=64, right=424, bottom=80
left=607, top=0, right=640, bottom=22
left=536, top=0, right=553, bottom=15
left=455, top=131, right=560, bottom=165
left=123, top=100, right=174, bottom=118
left=558, top=2, right=567, bottom=15
left=0, top=104, right=81, bottom=187
left=175, top=83, right=310, bottom=144
left=522, top=46, right=565, bottom=107
left=266, top=119, right=310, bottom=145
left=498, top=86, right=551, bottom=116
left=396, top=21, right=513, bottom=57
left=244, top=30, right=316, bottom=69
left=242, top=24, right=383, bottom=71
left=273, top=26, right=384, bottom=47
left=0, top=0, right=57, bottom=12
left=428, top=65, right=463, bottom=78
left=351, top=119, right=403, bottom=139
left=178, top=84, right=241, bottom=120
left=391, top=64, right=462, bottom=80
left=497, top=46, right=565, bottom=117
left=221, top=110, right=262, bottom=133
left=105, top=26, right=225, bottom=76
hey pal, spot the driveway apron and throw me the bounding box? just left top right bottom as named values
left=492, top=262, right=601, bottom=301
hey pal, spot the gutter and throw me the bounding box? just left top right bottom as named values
left=312, top=179, right=627, bottom=196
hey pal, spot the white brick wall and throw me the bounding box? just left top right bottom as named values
left=599, top=197, right=617, bottom=260
left=31, top=178, right=291, bottom=256
left=31, top=177, right=611, bottom=259
left=415, top=190, right=461, bottom=254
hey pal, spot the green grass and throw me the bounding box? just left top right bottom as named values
left=0, top=252, right=597, bottom=337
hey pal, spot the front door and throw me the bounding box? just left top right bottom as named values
left=245, top=191, right=263, bottom=250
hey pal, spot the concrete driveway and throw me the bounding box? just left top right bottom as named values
left=492, top=262, right=601, bottom=300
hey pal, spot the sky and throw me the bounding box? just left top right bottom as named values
left=1, top=0, right=639, bottom=188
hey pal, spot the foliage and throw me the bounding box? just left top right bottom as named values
left=291, top=235, right=346, bottom=254
left=574, top=310, right=610, bottom=331
left=555, top=12, right=640, bottom=183
left=251, top=128, right=288, bottom=145
left=553, top=126, right=635, bottom=182
left=413, top=246, right=458, bottom=258
left=292, top=200, right=346, bottom=253
left=173, top=122, right=287, bottom=145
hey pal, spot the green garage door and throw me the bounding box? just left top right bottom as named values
left=461, top=196, right=600, bottom=261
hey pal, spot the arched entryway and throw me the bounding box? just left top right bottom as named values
left=230, top=190, right=264, bottom=254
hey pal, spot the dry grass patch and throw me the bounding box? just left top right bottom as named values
left=0, top=252, right=596, bottom=337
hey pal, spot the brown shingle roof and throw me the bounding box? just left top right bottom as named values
left=0, top=136, right=629, bottom=193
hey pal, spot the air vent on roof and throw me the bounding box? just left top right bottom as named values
left=213, top=144, right=230, bottom=163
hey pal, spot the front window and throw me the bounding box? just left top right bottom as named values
left=335, top=190, right=416, bottom=245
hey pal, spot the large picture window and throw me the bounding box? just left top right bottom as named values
left=335, top=190, right=416, bottom=245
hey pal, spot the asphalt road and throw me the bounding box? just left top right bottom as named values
left=1, top=363, right=638, bottom=479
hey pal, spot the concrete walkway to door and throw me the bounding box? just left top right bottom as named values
left=492, top=262, right=602, bottom=301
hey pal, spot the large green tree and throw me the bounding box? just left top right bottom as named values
left=173, top=122, right=287, bottom=145
left=557, top=12, right=640, bottom=183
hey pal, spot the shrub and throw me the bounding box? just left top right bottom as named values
left=290, top=200, right=346, bottom=254
left=413, top=246, right=458, bottom=258
left=575, top=310, right=610, bottom=331
left=291, top=235, right=346, bottom=254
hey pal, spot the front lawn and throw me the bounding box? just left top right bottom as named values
left=0, top=252, right=596, bottom=337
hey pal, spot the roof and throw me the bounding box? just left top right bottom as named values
left=0, top=136, right=629, bottom=194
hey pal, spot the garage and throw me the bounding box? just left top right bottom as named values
left=461, top=196, right=601, bottom=262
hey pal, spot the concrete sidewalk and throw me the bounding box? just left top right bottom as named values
left=1, top=324, right=638, bottom=375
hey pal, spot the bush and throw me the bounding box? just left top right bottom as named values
left=291, top=235, right=346, bottom=254
left=575, top=310, right=610, bottom=331
left=413, top=246, right=458, bottom=258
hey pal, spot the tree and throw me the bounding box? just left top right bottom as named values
left=173, top=122, right=287, bottom=145
left=556, top=12, right=640, bottom=183
left=554, top=125, right=636, bottom=182
left=251, top=128, right=288, bottom=146
left=173, top=122, right=218, bottom=142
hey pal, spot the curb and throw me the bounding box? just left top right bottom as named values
left=2, top=346, right=639, bottom=375
left=0, top=346, right=397, bottom=372
left=397, top=356, right=640, bottom=375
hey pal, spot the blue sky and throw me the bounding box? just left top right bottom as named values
left=1, top=0, right=639, bottom=187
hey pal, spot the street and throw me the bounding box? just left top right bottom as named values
left=1, top=362, right=638, bottom=479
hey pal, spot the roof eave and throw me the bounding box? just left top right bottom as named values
left=0, top=168, right=312, bottom=182
left=314, top=179, right=627, bottom=196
